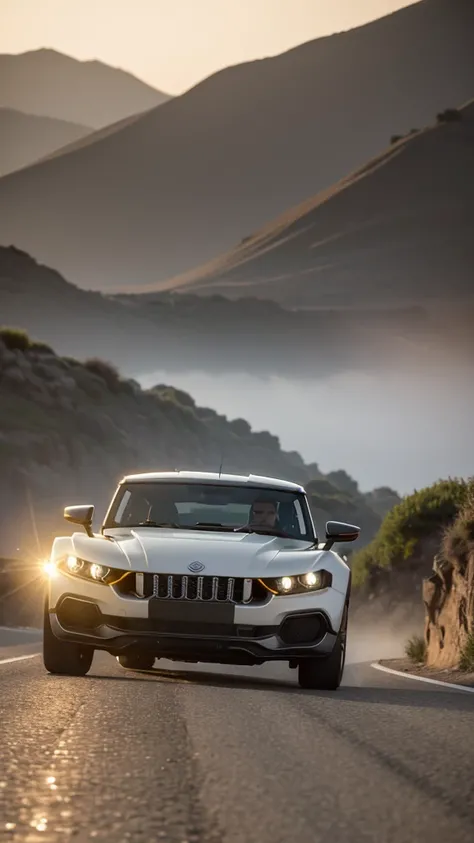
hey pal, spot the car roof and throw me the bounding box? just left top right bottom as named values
left=120, top=470, right=305, bottom=493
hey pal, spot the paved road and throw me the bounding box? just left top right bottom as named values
left=0, top=628, right=473, bottom=843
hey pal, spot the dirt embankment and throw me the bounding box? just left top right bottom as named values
left=378, top=497, right=474, bottom=685
left=423, top=541, right=474, bottom=670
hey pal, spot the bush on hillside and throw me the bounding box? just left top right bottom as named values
left=30, top=340, right=55, bottom=355
left=83, top=358, right=122, bottom=393
left=352, top=478, right=474, bottom=587
left=405, top=634, right=427, bottom=664
left=436, top=108, right=462, bottom=124
left=150, top=385, right=196, bottom=409
left=0, top=327, right=31, bottom=351
left=0, top=326, right=54, bottom=355
left=459, top=634, right=474, bottom=672
left=442, top=493, right=474, bottom=573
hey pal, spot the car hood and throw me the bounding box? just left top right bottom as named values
left=70, top=527, right=325, bottom=577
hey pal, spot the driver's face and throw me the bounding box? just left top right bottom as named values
left=250, top=501, right=277, bottom=527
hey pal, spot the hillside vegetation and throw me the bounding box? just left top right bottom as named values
left=0, top=328, right=394, bottom=560
left=352, top=478, right=474, bottom=599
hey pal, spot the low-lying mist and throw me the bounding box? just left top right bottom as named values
left=139, top=362, right=474, bottom=494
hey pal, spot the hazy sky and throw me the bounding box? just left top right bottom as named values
left=1, top=0, right=418, bottom=94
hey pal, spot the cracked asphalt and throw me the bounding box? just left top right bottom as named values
left=0, top=629, right=473, bottom=843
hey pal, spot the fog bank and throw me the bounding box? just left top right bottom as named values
left=139, top=365, right=474, bottom=493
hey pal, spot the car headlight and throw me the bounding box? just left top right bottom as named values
left=259, top=570, right=332, bottom=595
left=57, top=556, right=129, bottom=585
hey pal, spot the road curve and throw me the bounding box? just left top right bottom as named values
left=0, top=629, right=473, bottom=843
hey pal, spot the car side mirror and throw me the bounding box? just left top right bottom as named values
left=64, top=505, right=94, bottom=537
left=323, top=520, right=360, bottom=551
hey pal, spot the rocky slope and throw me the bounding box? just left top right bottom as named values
left=0, top=0, right=473, bottom=289
left=423, top=497, right=474, bottom=669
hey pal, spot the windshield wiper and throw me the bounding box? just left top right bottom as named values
left=135, top=521, right=181, bottom=528
left=133, top=521, right=236, bottom=532
left=234, top=526, right=290, bottom=538
left=187, top=522, right=237, bottom=531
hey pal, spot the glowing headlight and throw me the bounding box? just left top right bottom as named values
left=90, top=564, right=110, bottom=581
left=43, top=561, right=57, bottom=578
left=279, top=576, right=294, bottom=592
left=299, top=572, right=322, bottom=589
left=57, top=556, right=119, bottom=585
left=66, top=555, right=83, bottom=574
left=259, top=570, right=331, bottom=595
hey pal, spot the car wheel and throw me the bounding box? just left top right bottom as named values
left=117, top=653, right=156, bottom=670
left=43, top=603, right=94, bottom=676
left=298, top=605, right=348, bottom=691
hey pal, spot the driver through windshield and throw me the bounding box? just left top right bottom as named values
left=104, top=482, right=315, bottom=541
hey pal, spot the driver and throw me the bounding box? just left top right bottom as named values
left=249, top=498, right=278, bottom=529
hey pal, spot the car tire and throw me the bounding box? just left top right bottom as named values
left=297, top=605, right=348, bottom=691
left=117, top=653, right=156, bottom=671
left=43, top=603, right=94, bottom=676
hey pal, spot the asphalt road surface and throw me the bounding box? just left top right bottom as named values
left=1, top=627, right=473, bottom=843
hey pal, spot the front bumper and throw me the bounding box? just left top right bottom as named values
left=48, top=572, right=345, bottom=664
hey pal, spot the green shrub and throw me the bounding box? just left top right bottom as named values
left=459, top=634, right=474, bottom=672
left=436, top=108, right=462, bottom=124
left=442, top=496, right=474, bottom=572
left=0, top=328, right=55, bottom=356
left=83, top=358, right=121, bottom=392
left=30, top=340, right=55, bottom=355
left=150, top=384, right=196, bottom=408
left=405, top=635, right=427, bottom=664
left=352, top=478, right=474, bottom=587
left=0, top=327, right=31, bottom=351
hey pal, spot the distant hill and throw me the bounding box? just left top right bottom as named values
left=159, top=99, right=474, bottom=308
left=0, top=48, right=171, bottom=128
left=0, top=107, right=91, bottom=176
left=0, top=0, right=473, bottom=291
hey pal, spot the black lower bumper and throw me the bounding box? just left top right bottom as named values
left=50, top=595, right=338, bottom=665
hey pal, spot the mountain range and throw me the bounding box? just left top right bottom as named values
left=0, top=0, right=472, bottom=293
left=1, top=246, right=472, bottom=381
left=0, top=48, right=171, bottom=128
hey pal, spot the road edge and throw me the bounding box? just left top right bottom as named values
left=0, top=654, right=40, bottom=666
left=370, top=661, right=474, bottom=694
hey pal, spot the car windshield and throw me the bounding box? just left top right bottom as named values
left=104, top=482, right=315, bottom=541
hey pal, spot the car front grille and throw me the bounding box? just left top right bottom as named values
left=153, top=574, right=252, bottom=604
left=115, top=573, right=268, bottom=605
